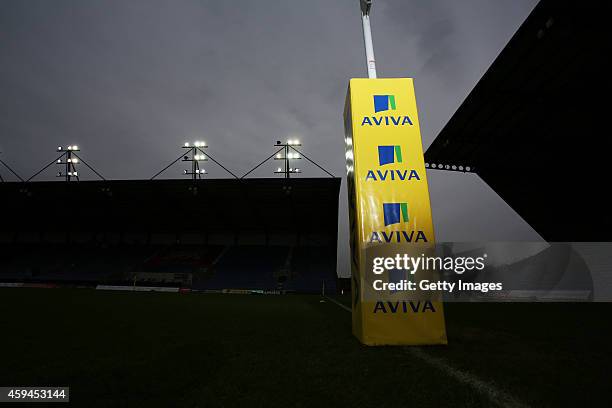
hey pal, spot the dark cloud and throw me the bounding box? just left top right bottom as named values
left=0, top=0, right=541, bottom=276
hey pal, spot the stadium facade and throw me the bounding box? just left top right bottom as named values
left=425, top=0, right=611, bottom=241
left=0, top=178, right=341, bottom=293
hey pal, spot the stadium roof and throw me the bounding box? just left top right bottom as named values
left=425, top=0, right=612, bottom=241
left=0, top=178, right=340, bottom=245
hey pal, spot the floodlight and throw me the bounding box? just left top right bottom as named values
left=295, top=139, right=300, bottom=145
left=57, top=159, right=62, bottom=163
left=184, top=142, right=190, bottom=147
left=57, top=146, right=63, bottom=151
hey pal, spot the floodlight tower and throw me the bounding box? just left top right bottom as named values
left=360, top=0, right=377, bottom=78
left=274, top=140, right=302, bottom=178
left=56, top=145, right=80, bottom=181
left=182, top=141, right=208, bottom=179
left=0, top=151, right=24, bottom=182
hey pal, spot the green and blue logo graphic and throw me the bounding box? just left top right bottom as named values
left=371, top=201, right=425, bottom=243
left=374, top=95, right=396, bottom=113
left=378, top=145, right=403, bottom=166
left=366, top=146, right=419, bottom=181
left=361, top=94, right=412, bottom=126
left=383, top=202, right=409, bottom=226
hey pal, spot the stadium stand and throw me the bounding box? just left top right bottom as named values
left=0, top=178, right=341, bottom=293
left=198, top=246, right=287, bottom=290
left=284, top=246, right=337, bottom=293
left=424, top=0, right=612, bottom=241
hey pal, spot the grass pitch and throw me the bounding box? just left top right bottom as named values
left=0, top=288, right=610, bottom=407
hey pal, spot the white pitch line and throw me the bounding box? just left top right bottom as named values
left=324, top=295, right=351, bottom=312
left=324, top=296, right=529, bottom=408
left=405, top=348, right=529, bottom=408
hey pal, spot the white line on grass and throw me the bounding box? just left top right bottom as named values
left=405, top=348, right=529, bottom=408
left=324, top=295, right=351, bottom=312
left=324, top=296, right=529, bottom=408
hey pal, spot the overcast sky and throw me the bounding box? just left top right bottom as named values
left=0, top=0, right=542, bottom=276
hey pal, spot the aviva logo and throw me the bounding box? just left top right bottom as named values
left=383, top=202, right=409, bottom=226
left=366, top=145, right=420, bottom=182
left=361, top=94, right=413, bottom=127
left=373, top=301, right=436, bottom=314
left=369, top=202, right=428, bottom=243
left=374, top=95, right=396, bottom=113
left=378, top=145, right=402, bottom=166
